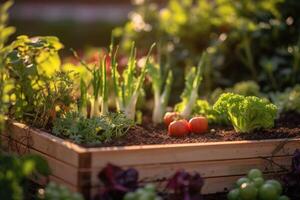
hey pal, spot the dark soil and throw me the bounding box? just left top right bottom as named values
left=90, top=111, right=300, bottom=147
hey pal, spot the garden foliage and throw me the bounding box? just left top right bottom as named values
left=213, top=93, right=278, bottom=132
left=116, top=0, right=300, bottom=93
left=52, top=112, right=134, bottom=144
left=0, top=153, right=50, bottom=200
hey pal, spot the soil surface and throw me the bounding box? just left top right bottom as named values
left=87, top=111, right=300, bottom=147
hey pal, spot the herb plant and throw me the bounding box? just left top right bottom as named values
left=175, top=52, right=207, bottom=118
left=52, top=112, right=134, bottom=144
left=3, top=35, right=75, bottom=128
left=213, top=93, right=278, bottom=133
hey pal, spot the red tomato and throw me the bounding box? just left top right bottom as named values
left=164, top=112, right=180, bottom=126
left=188, top=116, right=208, bottom=134
left=168, top=120, right=190, bottom=137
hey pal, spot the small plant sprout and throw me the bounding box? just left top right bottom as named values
left=89, top=54, right=109, bottom=117
left=111, top=42, right=155, bottom=120
left=148, top=54, right=173, bottom=124
left=175, top=52, right=207, bottom=118
left=78, top=78, right=88, bottom=117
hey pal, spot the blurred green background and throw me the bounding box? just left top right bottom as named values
left=6, top=0, right=300, bottom=99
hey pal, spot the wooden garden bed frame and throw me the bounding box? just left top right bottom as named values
left=1, top=121, right=300, bottom=199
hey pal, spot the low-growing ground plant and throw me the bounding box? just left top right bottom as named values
left=3, top=35, right=75, bottom=128
left=52, top=112, right=134, bottom=144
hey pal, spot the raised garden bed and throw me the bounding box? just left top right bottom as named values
left=2, top=121, right=300, bottom=199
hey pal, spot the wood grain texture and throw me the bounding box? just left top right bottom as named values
left=2, top=122, right=300, bottom=198
left=3, top=122, right=88, bottom=167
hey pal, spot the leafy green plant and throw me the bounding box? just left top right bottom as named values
left=0, top=0, right=15, bottom=130
left=3, top=35, right=75, bottom=128
left=52, top=112, right=134, bottom=144
left=148, top=54, right=173, bottom=124
left=38, top=182, right=83, bottom=200
left=271, top=85, right=300, bottom=114
left=117, top=0, right=300, bottom=94
left=0, top=153, right=50, bottom=200
left=111, top=42, right=155, bottom=120
left=210, top=81, right=261, bottom=103
left=213, top=93, right=278, bottom=133
left=192, top=99, right=227, bottom=124
left=175, top=52, right=207, bottom=118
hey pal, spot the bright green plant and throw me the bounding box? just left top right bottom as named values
left=148, top=54, right=173, bottom=124
left=227, top=168, right=289, bottom=200
left=0, top=0, right=15, bottom=130
left=175, top=52, right=207, bottom=118
left=3, top=35, right=75, bottom=128
left=52, top=112, right=134, bottom=144
left=213, top=93, right=278, bottom=133
left=117, top=0, right=300, bottom=94
left=90, top=55, right=109, bottom=117
left=124, top=184, right=162, bottom=200
left=0, top=153, right=50, bottom=200
left=191, top=99, right=227, bottom=124
left=38, top=182, right=83, bottom=200
left=111, top=42, right=155, bottom=120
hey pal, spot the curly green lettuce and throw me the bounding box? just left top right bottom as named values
left=213, top=93, right=278, bottom=133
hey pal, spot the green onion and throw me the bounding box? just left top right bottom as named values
left=78, top=78, right=88, bottom=117
left=111, top=42, right=155, bottom=120
left=175, top=52, right=207, bottom=118
left=148, top=53, right=173, bottom=124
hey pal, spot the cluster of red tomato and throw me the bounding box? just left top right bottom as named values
left=163, top=112, right=209, bottom=137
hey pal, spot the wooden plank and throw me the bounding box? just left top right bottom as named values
left=90, top=156, right=290, bottom=187
left=1, top=136, right=82, bottom=186
left=3, top=122, right=298, bottom=198
left=3, top=122, right=88, bottom=167
left=89, top=138, right=300, bottom=167
left=89, top=173, right=284, bottom=197
left=202, top=173, right=283, bottom=194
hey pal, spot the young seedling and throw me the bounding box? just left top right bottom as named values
left=78, top=78, right=88, bottom=117
left=90, top=55, right=108, bottom=117
left=110, top=42, right=155, bottom=120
